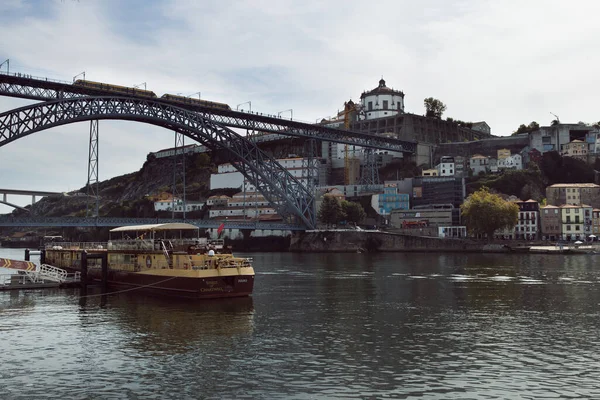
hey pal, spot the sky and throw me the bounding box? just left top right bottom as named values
left=1, top=0, right=600, bottom=214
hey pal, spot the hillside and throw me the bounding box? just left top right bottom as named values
left=5, top=152, right=219, bottom=219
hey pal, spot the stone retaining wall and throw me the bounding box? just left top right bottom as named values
left=290, top=230, right=510, bottom=253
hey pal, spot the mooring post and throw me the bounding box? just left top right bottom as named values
left=101, top=253, right=108, bottom=292
left=24, top=249, right=30, bottom=261
left=80, top=250, right=88, bottom=288
left=40, top=249, right=46, bottom=264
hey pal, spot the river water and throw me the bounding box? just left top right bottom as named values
left=1, top=247, right=600, bottom=399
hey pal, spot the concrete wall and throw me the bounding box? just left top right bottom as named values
left=290, top=230, right=506, bottom=253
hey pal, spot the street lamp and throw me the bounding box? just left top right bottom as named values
left=278, top=109, right=293, bottom=120
left=236, top=101, right=251, bottom=112
left=73, top=71, right=85, bottom=83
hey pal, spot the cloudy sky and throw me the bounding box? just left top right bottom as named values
left=1, top=0, right=599, bottom=214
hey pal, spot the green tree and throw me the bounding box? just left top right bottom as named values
left=318, top=195, right=341, bottom=227
left=424, top=97, right=447, bottom=119
left=512, top=121, right=539, bottom=136
left=460, top=188, right=519, bottom=240
left=341, top=200, right=366, bottom=224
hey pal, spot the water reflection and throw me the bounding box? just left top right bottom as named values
left=78, top=293, right=255, bottom=355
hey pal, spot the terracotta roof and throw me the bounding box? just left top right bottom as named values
left=541, top=205, right=559, bottom=208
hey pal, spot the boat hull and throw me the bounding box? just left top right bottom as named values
left=87, top=269, right=254, bottom=300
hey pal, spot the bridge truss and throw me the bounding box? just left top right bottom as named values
left=0, top=73, right=416, bottom=153
left=0, top=96, right=319, bottom=228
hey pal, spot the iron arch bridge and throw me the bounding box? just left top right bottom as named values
left=0, top=96, right=318, bottom=229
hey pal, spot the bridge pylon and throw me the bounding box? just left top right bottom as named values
left=86, top=120, right=99, bottom=217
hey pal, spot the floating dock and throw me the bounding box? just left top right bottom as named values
left=0, top=258, right=80, bottom=291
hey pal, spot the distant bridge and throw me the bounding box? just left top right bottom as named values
left=0, top=188, right=62, bottom=212
left=0, top=216, right=305, bottom=231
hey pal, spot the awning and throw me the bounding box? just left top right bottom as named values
left=109, top=223, right=199, bottom=233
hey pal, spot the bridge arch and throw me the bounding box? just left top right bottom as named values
left=0, top=96, right=316, bottom=228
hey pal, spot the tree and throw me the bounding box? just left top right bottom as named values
left=317, top=195, right=341, bottom=227
left=424, top=97, right=447, bottom=119
left=341, top=200, right=366, bottom=224
left=512, top=121, right=539, bottom=136
left=460, top=188, right=519, bottom=240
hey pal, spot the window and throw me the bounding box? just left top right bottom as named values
left=368, top=101, right=373, bottom=111
left=576, top=226, right=580, bottom=231
left=383, top=100, right=388, bottom=109
left=567, top=225, right=571, bottom=230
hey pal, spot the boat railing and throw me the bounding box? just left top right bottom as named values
left=107, top=239, right=155, bottom=251
left=45, top=242, right=107, bottom=250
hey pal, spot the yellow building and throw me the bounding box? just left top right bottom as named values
left=422, top=168, right=438, bottom=177
left=560, top=140, right=587, bottom=161
left=497, top=148, right=511, bottom=160
left=560, top=204, right=585, bottom=241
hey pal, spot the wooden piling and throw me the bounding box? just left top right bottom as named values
left=101, top=253, right=108, bottom=292
left=80, top=250, right=88, bottom=288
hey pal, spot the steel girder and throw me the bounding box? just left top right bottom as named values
left=0, top=96, right=317, bottom=229
left=0, top=216, right=306, bottom=230
left=0, top=74, right=416, bottom=153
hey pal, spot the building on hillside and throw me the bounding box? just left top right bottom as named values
left=489, top=157, right=498, bottom=173
left=593, top=209, right=600, bottom=236
left=154, top=196, right=204, bottom=213
left=471, top=121, right=491, bottom=135
left=377, top=183, right=410, bottom=216
left=560, top=204, right=585, bottom=241
left=209, top=191, right=278, bottom=220
left=469, top=154, right=489, bottom=175
left=560, top=140, right=587, bottom=161
left=435, top=156, right=455, bottom=176
left=154, top=196, right=180, bottom=211
left=497, top=148, right=511, bottom=160
left=546, top=183, right=600, bottom=208
left=411, top=176, right=465, bottom=225
left=206, top=195, right=229, bottom=207
left=422, top=168, right=438, bottom=177
left=540, top=205, right=561, bottom=241
left=359, top=78, right=405, bottom=120
left=513, top=199, right=540, bottom=240
left=454, top=156, right=466, bottom=177
left=528, top=123, right=596, bottom=156
left=583, top=204, right=594, bottom=238
left=210, top=157, right=326, bottom=191
left=498, top=154, right=522, bottom=170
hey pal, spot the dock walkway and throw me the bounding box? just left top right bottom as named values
left=0, top=264, right=80, bottom=291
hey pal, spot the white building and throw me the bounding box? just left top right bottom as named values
left=469, top=155, right=489, bottom=175
left=435, top=156, right=455, bottom=176
left=359, top=78, right=405, bottom=120
left=154, top=197, right=204, bottom=213
left=498, top=154, right=523, bottom=170
left=210, top=157, right=325, bottom=191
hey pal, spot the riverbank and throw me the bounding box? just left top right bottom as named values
left=289, top=230, right=599, bottom=253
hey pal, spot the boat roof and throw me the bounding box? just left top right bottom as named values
left=110, top=223, right=199, bottom=232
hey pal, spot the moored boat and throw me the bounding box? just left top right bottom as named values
left=43, top=223, right=255, bottom=299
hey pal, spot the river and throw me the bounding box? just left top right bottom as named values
left=1, top=247, right=600, bottom=399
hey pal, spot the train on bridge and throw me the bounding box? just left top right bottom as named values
left=73, top=79, right=231, bottom=111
